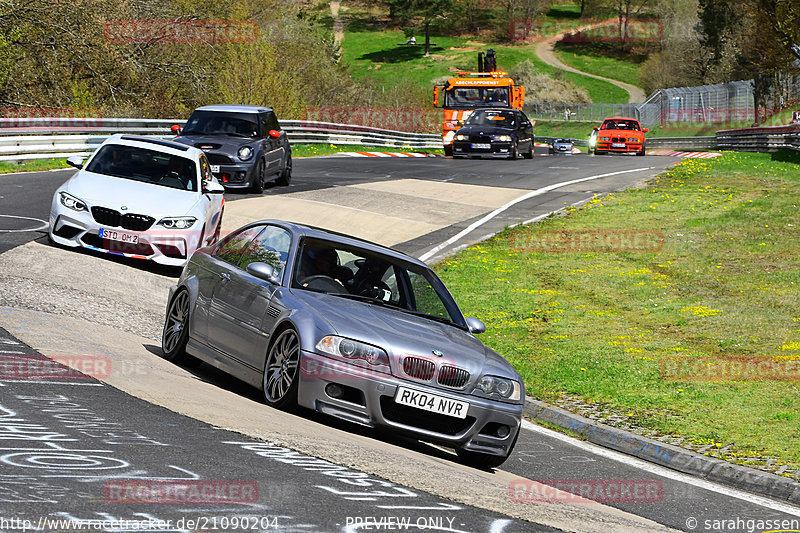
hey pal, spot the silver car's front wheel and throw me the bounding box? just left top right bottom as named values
left=263, top=328, right=300, bottom=409
left=162, top=290, right=190, bottom=363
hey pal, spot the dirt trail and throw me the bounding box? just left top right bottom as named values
left=331, top=0, right=344, bottom=45
left=535, top=21, right=647, bottom=104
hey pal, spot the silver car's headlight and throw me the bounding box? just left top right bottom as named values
left=473, top=375, right=521, bottom=401
left=316, top=336, right=390, bottom=370
left=158, top=216, right=196, bottom=229
left=238, top=146, right=254, bottom=161
left=455, top=134, right=468, bottom=141
left=493, top=135, right=513, bottom=142
left=59, top=192, right=87, bottom=212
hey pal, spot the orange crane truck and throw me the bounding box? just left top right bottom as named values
left=433, top=49, right=525, bottom=156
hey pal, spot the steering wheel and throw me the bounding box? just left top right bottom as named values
left=301, top=275, right=349, bottom=294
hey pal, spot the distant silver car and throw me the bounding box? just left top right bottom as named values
left=550, top=138, right=575, bottom=154
left=162, top=220, right=523, bottom=468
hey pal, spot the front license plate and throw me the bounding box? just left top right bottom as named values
left=395, top=386, right=469, bottom=419
left=471, top=143, right=491, bottom=149
left=99, top=228, right=139, bottom=244
left=210, top=165, right=220, bottom=173
left=611, top=143, right=626, bottom=148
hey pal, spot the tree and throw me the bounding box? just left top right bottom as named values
left=386, top=0, right=454, bottom=55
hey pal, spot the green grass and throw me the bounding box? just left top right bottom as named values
left=553, top=42, right=645, bottom=88
left=292, top=143, right=442, bottom=157
left=435, top=151, right=800, bottom=478
left=0, top=158, right=70, bottom=174
left=341, top=29, right=629, bottom=103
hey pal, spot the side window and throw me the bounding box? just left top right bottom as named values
left=213, top=225, right=265, bottom=266
left=268, top=112, right=280, bottom=132
left=239, top=225, right=292, bottom=278
left=259, top=114, right=270, bottom=137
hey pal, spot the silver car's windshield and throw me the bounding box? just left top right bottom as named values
left=293, top=239, right=466, bottom=329
left=85, top=144, right=198, bottom=191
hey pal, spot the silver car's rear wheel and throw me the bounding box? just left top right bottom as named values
left=162, top=290, right=190, bottom=363
left=263, top=328, right=300, bottom=409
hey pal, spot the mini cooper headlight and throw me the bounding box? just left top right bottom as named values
left=455, top=134, right=468, bottom=141
left=158, top=216, right=196, bottom=229
left=59, top=192, right=87, bottom=212
left=474, top=375, right=521, bottom=401
left=237, top=146, right=254, bottom=161
left=316, top=336, right=390, bottom=370
left=493, top=135, right=513, bottom=142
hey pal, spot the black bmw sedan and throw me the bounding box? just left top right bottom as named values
left=452, top=109, right=534, bottom=159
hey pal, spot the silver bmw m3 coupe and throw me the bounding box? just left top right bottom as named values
left=162, top=220, right=523, bottom=468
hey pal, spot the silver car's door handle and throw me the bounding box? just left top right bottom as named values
left=219, top=272, right=231, bottom=282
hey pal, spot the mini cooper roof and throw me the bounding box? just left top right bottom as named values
left=193, top=104, right=275, bottom=114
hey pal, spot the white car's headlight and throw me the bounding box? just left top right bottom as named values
left=158, top=216, right=196, bottom=229
left=493, top=135, right=513, bottom=142
left=443, top=130, right=456, bottom=143
left=237, top=146, right=254, bottom=161
left=316, top=335, right=390, bottom=369
left=455, top=134, right=468, bottom=141
left=474, top=375, right=521, bottom=401
left=59, top=192, right=87, bottom=212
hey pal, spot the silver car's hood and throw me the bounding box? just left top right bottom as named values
left=63, top=170, right=201, bottom=217
left=293, top=290, right=518, bottom=381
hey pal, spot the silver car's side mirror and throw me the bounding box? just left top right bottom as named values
left=466, top=317, right=486, bottom=334
left=66, top=155, right=85, bottom=169
left=203, top=180, right=225, bottom=194
left=246, top=262, right=280, bottom=284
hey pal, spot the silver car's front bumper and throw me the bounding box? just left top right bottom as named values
left=298, top=351, right=522, bottom=457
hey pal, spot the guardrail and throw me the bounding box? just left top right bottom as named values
left=716, top=124, right=800, bottom=152
left=0, top=118, right=443, bottom=161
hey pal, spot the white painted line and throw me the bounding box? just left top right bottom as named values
left=418, top=167, right=652, bottom=262
left=520, top=420, right=800, bottom=516
left=0, top=350, right=25, bottom=354
left=0, top=215, right=49, bottom=233
left=0, top=339, right=21, bottom=345
left=0, top=380, right=103, bottom=386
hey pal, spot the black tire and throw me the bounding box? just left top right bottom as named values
left=211, top=207, right=224, bottom=245
left=443, top=144, right=453, bottom=157
left=262, top=328, right=301, bottom=409
left=251, top=158, right=265, bottom=194
left=510, top=142, right=519, bottom=160
left=275, top=152, right=292, bottom=186
left=595, top=150, right=606, bottom=155
left=161, top=290, right=191, bottom=364
left=637, top=144, right=646, bottom=156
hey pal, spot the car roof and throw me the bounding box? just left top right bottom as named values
left=603, top=117, right=639, bottom=122
left=242, top=220, right=427, bottom=267
left=194, top=104, right=274, bottom=114
left=103, top=134, right=203, bottom=158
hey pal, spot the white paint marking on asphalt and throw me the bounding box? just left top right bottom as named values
left=520, top=419, right=800, bottom=516
left=0, top=380, right=103, bottom=386
left=489, top=519, right=513, bottom=533
left=418, top=167, right=653, bottom=262
left=0, top=339, right=22, bottom=345
left=0, top=350, right=25, bottom=354
left=0, top=215, right=49, bottom=233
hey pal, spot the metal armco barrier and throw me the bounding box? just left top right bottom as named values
left=0, top=117, right=442, bottom=161
left=646, top=136, right=718, bottom=150
left=716, top=124, right=800, bottom=152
